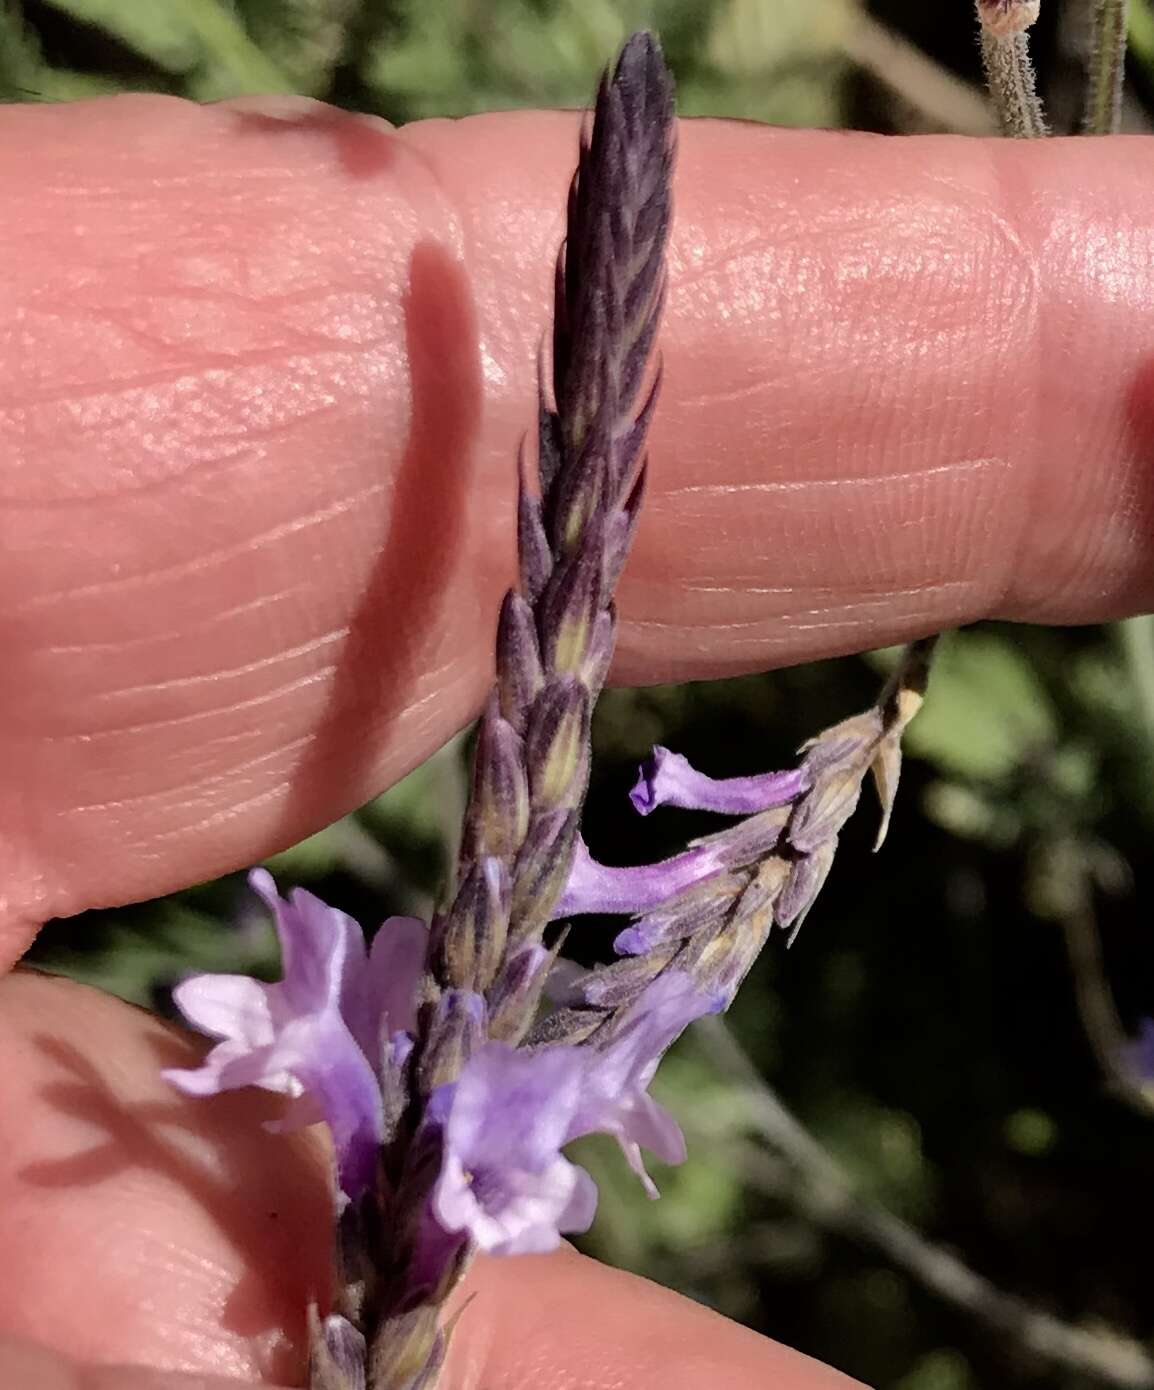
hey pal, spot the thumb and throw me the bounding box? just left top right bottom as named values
left=0, top=1336, right=282, bottom=1390
left=0, top=971, right=859, bottom=1389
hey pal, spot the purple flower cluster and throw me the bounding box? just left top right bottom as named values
left=147, top=34, right=940, bottom=1390
left=166, top=736, right=821, bottom=1252
left=166, top=869, right=722, bottom=1254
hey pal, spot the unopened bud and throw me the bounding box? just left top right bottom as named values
left=487, top=943, right=552, bottom=1041
left=977, top=0, right=1041, bottom=37
left=466, top=699, right=529, bottom=859
left=417, top=990, right=485, bottom=1094
left=309, top=1307, right=366, bottom=1390
left=524, top=679, right=590, bottom=811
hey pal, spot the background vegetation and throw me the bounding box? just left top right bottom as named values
left=8, top=3, right=1154, bottom=1387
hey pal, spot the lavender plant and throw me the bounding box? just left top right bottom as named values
left=163, top=30, right=935, bottom=1390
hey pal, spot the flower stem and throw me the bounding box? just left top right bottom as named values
left=356, top=34, right=677, bottom=1389
left=976, top=2, right=1048, bottom=137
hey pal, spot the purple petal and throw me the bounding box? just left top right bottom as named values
left=165, top=974, right=285, bottom=1098
left=555, top=837, right=725, bottom=917
left=614, top=1092, right=686, bottom=1198
left=431, top=1042, right=596, bottom=1255
left=579, top=971, right=723, bottom=1107
left=170, top=973, right=273, bottom=1046
left=613, top=916, right=681, bottom=957
left=569, top=971, right=722, bottom=1189
left=630, top=746, right=807, bottom=817
left=250, top=868, right=365, bottom=1015
left=277, top=1020, right=384, bottom=1200
left=164, top=1037, right=283, bottom=1099
left=345, top=915, right=427, bottom=1060
left=433, top=1148, right=596, bottom=1255
left=165, top=871, right=386, bottom=1203
left=618, top=1091, right=686, bottom=1167
left=443, top=1042, right=585, bottom=1172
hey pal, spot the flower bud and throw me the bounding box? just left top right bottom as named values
left=977, top=0, right=1041, bottom=38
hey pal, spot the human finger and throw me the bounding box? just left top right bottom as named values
left=3, top=100, right=1153, bottom=955
left=0, top=972, right=858, bottom=1389
left=0, top=1335, right=283, bottom=1390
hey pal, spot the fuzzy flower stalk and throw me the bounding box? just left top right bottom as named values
left=162, top=31, right=935, bottom=1390
left=977, top=0, right=1048, bottom=138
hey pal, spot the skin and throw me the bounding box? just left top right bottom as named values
left=2, top=95, right=1154, bottom=1388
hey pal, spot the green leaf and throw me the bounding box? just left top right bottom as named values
left=705, top=0, right=850, bottom=73
left=921, top=780, right=1021, bottom=846
left=41, top=0, right=293, bottom=97
left=901, top=631, right=1056, bottom=782
left=894, top=1349, right=978, bottom=1390
left=34, top=898, right=277, bottom=1007
left=1129, top=0, right=1154, bottom=72
left=263, top=823, right=344, bottom=881
left=239, top=0, right=357, bottom=94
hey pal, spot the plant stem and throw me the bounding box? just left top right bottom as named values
left=1083, top=0, right=1131, bottom=134
left=975, top=2, right=1047, bottom=135
left=980, top=28, right=1049, bottom=136
left=1118, top=615, right=1154, bottom=751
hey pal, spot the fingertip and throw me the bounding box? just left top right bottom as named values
left=0, top=972, right=330, bottom=1382
left=0, top=1333, right=286, bottom=1389
left=448, top=1246, right=863, bottom=1390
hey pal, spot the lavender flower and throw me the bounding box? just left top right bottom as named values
left=168, top=37, right=680, bottom=1389
left=630, top=747, right=807, bottom=817
left=573, top=970, right=724, bottom=1194
left=359, top=34, right=677, bottom=1384
left=165, top=869, right=425, bottom=1202
left=430, top=1043, right=597, bottom=1255
left=556, top=835, right=727, bottom=916
left=429, top=966, right=720, bottom=1255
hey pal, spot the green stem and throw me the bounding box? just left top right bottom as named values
left=1083, top=0, right=1131, bottom=134
left=980, top=29, right=1048, bottom=136
left=1118, top=615, right=1154, bottom=751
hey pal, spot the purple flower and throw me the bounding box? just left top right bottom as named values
left=555, top=835, right=727, bottom=917
left=428, top=969, right=719, bottom=1251
left=430, top=1043, right=598, bottom=1255
left=571, top=971, right=724, bottom=1195
left=164, top=869, right=426, bottom=1202
left=630, top=746, right=808, bottom=817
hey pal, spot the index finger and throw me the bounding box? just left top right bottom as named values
left=2, top=97, right=1152, bottom=960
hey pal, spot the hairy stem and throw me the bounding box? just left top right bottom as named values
left=977, top=2, right=1048, bottom=136
left=1083, top=0, right=1130, bottom=134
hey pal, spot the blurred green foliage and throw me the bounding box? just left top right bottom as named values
left=11, top=3, right=1154, bottom=1388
